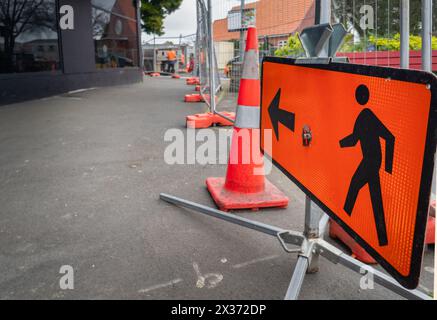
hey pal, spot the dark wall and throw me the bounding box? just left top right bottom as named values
left=0, top=68, right=143, bottom=106
left=59, top=0, right=96, bottom=74
left=0, top=0, right=143, bottom=106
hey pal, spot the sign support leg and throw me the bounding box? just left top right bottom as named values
left=159, top=193, right=431, bottom=300
left=285, top=256, right=309, bottom=300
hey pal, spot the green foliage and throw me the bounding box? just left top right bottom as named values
left=274, top=34, right=304, bottom=58
left=140, top=0, right=183, bottom=35
left=339, top=33, right=437, bottom=52
left=275, top=31, right=437, bottom=57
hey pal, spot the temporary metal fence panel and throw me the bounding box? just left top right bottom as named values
left=209, top=0, right=316, bottom=112
left=333, top=0, right=435, bottom=72
left=197, top=0, right=221, bottom=110
left=202, top=0, right=435, bottom=114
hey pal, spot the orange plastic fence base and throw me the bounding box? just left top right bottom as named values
left=186, top=112, right=235, bottom=129
left=149, top=72, right=161, bottom=77
left=186, top=77, right=200, bottom=85
left=329, top=220, right=377, bottom=264
left=172, top=74, right=181, bottom=79
left=195, top=85, right=200, bottom=92
left=206, top=177, right=289, bottom=212
left=184, top=94, right=204, bottom=103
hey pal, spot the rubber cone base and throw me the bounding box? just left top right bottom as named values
left=329, top=220, right=377, bottom=264
left=186, top=112, right=235, bottom=129
left=425, top=216, right=435, bottom=245
left=184, top=94, right=203, bottom=103
left=206, top=177, right=289, bottom=211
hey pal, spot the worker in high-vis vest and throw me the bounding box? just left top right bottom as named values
left=166, top=50, right=177, bottom=74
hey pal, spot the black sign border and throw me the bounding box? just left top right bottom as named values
left=260, top=56, right=437, bottom=290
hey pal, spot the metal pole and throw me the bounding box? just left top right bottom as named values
left=207, top=0, right=216, bottom=113
left=240, top=0, right=246, bottom=61
left=320, top=0, right=331, bottom=24
left=195, top=0, right=201, bottom=78
left=400, top=0, right=410, bottom=69
left=284, top=256, right=309, bottom=300
left=153, top=36, right=157, bottom=72
left=422, top=0, right=432, bottom=72
left=136, top=0, right=144, bottom=70
left=160, top=193, right=287, bottom=237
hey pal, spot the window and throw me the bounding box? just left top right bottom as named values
left=0, top=0, right=59, bottom=73
left=91, top=0, right=139, bottom=69
left=278, top=40, right=288, bottom=48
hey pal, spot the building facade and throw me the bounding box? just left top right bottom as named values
left=213, top=0, right=316, bottom=49
left=0, top=0, right=143, bottom=106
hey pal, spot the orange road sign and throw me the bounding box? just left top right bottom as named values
left=260, top=57, right=437, bottom=289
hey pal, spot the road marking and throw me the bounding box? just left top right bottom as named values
left=68, top=88, right=96, bottom=95
left=232, top=255, right=280, bottom=269
left=137, top=278, right=182, bottom=294
left=193, top=262, right=223, bottom=289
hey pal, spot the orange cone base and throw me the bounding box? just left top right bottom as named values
left=329, top=220, right=377, bottom=264
left=172, top=74, right=181, bottom=79
left=186, top=77, right=200, bottom=85
left=184, top=94, right=203, bottom=103
left=425, top=216, right=435, bottom=245
left=206, top=177, right=289, bottom=211
left=186, top=112, right=235, bottom=129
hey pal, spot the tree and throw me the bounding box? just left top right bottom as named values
left=331, top=0, right=433, bottom=38
left=140, top=0, right=183, bottom=36
left=0, top=0, right=55, bottom=72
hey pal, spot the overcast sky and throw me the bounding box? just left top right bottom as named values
left=142, top=0, right=256, bottom=44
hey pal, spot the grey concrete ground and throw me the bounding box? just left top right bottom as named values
left=0, top=77, right=434, bottom=300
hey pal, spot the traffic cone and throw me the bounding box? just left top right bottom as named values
left=206, top=26, right=289, bottom=211
left=329, top=220, right=377, bottom=264
left=425, top=200, right=435, bottom=245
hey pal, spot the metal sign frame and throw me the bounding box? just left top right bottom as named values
left=260, top=56, right=437, bottom=289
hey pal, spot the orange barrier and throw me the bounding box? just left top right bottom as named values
left=172, top=74, right=181, bottom=79
left=205, top=27, right=289, bottom=211
left=184, top=94, right=204, bottom=103
left=186, top=77, right=200, bottom=85
left=186, top=112, right=235, bottom=129
left=425, top=200, right=435, bottom=245
left=329, top=220, right=377, bottom=264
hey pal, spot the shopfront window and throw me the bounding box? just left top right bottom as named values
left=91, top=0, right=139, bottom=69
left=0, top=0, right=59, bottom=74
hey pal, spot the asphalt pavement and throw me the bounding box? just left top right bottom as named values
left=0, top=76, right=434, bottom=299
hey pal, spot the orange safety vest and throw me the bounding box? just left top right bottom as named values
left=167, top=50, right=177, bottom=61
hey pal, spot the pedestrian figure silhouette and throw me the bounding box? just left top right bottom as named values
left=340, top=85, right=395, bottom=246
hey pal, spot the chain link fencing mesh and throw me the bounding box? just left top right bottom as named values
left=196, top=0, right=435, bottom=113
left=197, top=0, right=221, bottom=110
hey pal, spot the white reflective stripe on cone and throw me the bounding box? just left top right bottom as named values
left=242, top=50, right=260, bottom=80
left=234, top=105, right=261, bottom=129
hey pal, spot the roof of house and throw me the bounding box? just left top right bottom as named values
left=214, top=0, right=316, bottom=41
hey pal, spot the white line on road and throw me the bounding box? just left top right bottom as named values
left=232, top=255, right=280, bottom=269
left=68, top=88, right=96, bottom=95
left=138, top=278, right=183, bottom=294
